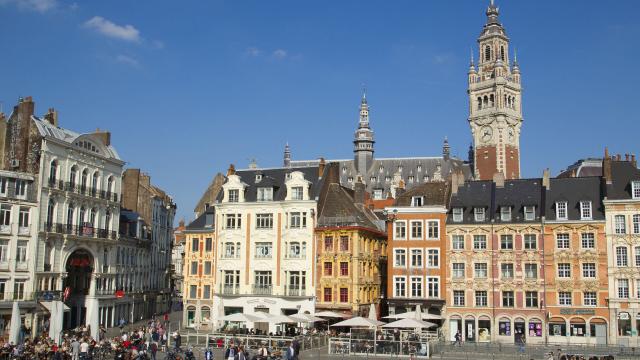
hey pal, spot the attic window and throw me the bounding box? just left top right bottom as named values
left=373, top=189, right=383, bottom=200
left=370, top=176, right=377, bottom=183
left=474, top=207, right=486, bottom=222
left=411, top=196, right=423, bottom=207
left=348, top=177, right=353, bottom=183
left=633, top=181, right=640, bottom=200
left=417, top=165, right=422, bottom=172
left=398, top=166, right=403, bottom=172
left=408, top=176, right=414, bottom=183
left=500, top=206, right=512, bottom=222
left=257, top=187, right=273, bottom=202
left=556, top=201, right=568, bottom=221
left=379, top=166, right=384, bottom=173
left=255, top=174, right=262, bottom=182
left=291, top=186, right=303, bottom=201
left=580, top=201, right=592, bottom=220
left=285, top=173, right=292, bottom=180
left=452, top=208, right=463, bottom=222
left=385, top=176, right=391, bottom=183
left=524, top=206, right=535, bottom=221
left=342, top=167, right=347, bottom=174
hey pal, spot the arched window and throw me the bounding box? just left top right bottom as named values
left=500, top=46, right=505, bottom=61
left=78, top=207, right=86, bottom=228
left=47, top=200, right=56, bottom=225
left=477, top=97, right=482, bottom=110
left=70, top=166, right=78, bottom=188
left=105, top=211, right=111, bottom=232
left=483, top=96, right=489, bottom=107
left=485, top=45, right=491, bottom=61
left=490, top=94, right=495, bottom=107
left=92, top=172, right=99, bottom=192
left=201, top=306, right=211, bottom=322
left=81, top=170, right=88, bottom=192
left=89, top=208, right=97, bottom=228
left=49, top=161, right=58, bottom=184
left=512, top=98, right=517, bottom=110
left=66, top=204, right=74, bottom=229
left=107, top=176, right=114, bottom=194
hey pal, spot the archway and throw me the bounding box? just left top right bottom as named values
left=64, top=249, right=94, bottom=329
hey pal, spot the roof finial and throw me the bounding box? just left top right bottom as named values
left=513, top=48, right=518, bottom=63
left=361, top=83, right=367, bottom=103
left=470, top=47, right=474, bottom=65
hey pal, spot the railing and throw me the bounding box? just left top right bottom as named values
left=46, top=180, right=118, bottom=202
left=43, top=222, right=117, bottom=240
left=179, top=333, right=328, bottom=355
left=0, top=292, right=38, bottom=301
left=329, top=337, right=430, bottom=358
left=222, top=285, right=239, bottom=295
left=284, top=286, right=306, bottom=297
left=251, top=285, right=273, bottom=295
left=0, top=182, right=37, bottom=203
left=430, top=341, right=635, bottom=359
left=285, top=253, right=306, bottom=259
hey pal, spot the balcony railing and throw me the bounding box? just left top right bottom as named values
left=43, top=222, right=117, bottom=240
left=0, top=292, right=37, bottom=301
left=221, top=285, right=239, bottom=295
left=46, top=179, right=118, bottom=203
left=252, top=285, right=273, bottom=295
left=285, top=253, right=306, bottom=259
left=284, top=286, right=306, bottom=297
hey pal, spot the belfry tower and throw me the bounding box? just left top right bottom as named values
left=354, top=90, right=375, bottom=176
left=468, top=0, right=522, bottom=180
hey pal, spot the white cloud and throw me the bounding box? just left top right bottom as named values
left=0, top=0, right=58, bottom=12
left=246, top=47, right=261, bottom=57
left=115, top=54, right=139, bottom=67
left=272, top=49, right=287, bottom=59
left=151, top=40, right=165, bottom=50
left=84, top=16, right=141, bottom=43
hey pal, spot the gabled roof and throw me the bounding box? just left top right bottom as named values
left=395, top=181, right=450, bottom=207
left=317, top=183, right=384, bottom=233
left=186, top=208, right=215, bottom=231
left=545, top=176, right=604, bottom=221
left=606, top=161, right=640, bottom=200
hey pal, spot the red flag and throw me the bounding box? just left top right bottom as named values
left=115, top=290, right=125, bottom=298
left=63, top=287, right=71, bottom=301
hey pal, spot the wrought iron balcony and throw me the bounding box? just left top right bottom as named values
left=43, top=222, right=117, bottom=240
left=252, top=285, right=273, bottom=295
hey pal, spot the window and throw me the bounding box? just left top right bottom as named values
left=372, top=189, right=383, bottom=200
left=473, top=235, right=487, bottom=250
left=0, top=204, right=10, bottom=230
left=190, top=261, right=198, bottom=275
left=339, top=288, right=348, bottom=303
left=256, top=213, right=273, bottom=229
left=427, top=220, right=439, bottom=239
left=224, top=242, right=236, bottom=258
left=553, top=202, right=567, bottom=221
left=0, top=178, right=6, bottom=196
left=633, top=181, right=640, bottom=199
left=501, top=263, right=514, bottom=278
left=15, top=180, right=26, bottom=198
left=394, top=221, right=406, bottom=239
left=525, top=263, right=538, bottom=279
left=49, top=161, right=57, bottom=183
left=323, top=262, right=333, bottom=276
left=484, top=45, right=491, bottom=61
left=583, top=292, right=597, bottom=306
left=290, top=212, right=306, bottom=228
left=502, top=291, right=514, bottom=307
left=228, top=189, right=239, bottom=202
left=582, top=263, right=596, bottom=278
left=0, top=241, right=7, bottom=264
left=556, top=233, right=570, bottom=249
left=580, top=201, right=592, bottom=220
left=324, top=237, right=333, bottom=252
left=13, top=280, right=25, bottom=300
left=427, top=249, right=439, bottom=268
left=204, top=261, right=212, bottom=275
left=427, top=277, right=439, bottom=298
left=289, top=241, right=305, bottom=258
left=581, top=233, right=595, bottom=249
left=291, top=186, right=303, bottom=200
left=410, top=249, right=423, bottom=267
left=500, top=234, right=513, bottom=250
left=394, top=249, right=406, bottom=267
left=524, top=234, right=537, bottom=250
left=500, top=206, right=511, bottom=221
left=0, top=280, right=5, bottom=300
left=205, top=238, right=213, bottom=252
left=475, top=291, right=487, bottom=307
left=452, top=235, right=464, bottom=250
left=524, top=206, right=535, bottom=221
left=615, top=215, right=626, bottom=234
left=255, top=242, right=272, bottom=258
left=617, top=246, right=629, bottom=267
left=203, top=286, right=211, bottom=299
left=411, top=196, right=423, bottom=207
left=452, top=208, right=463, bottom=222
left=340, top=262, right=348, bottom=276
left=323, top=288, right=332, bottom=302
left=474, top=207, right=485, bottom=222
left=257, top=187, right=273, bottom=201
left=410, top=277, right=423, bottom=297
left=636, top=246, right=640, bottom=267
left=558, top=263, right=571, bottom=278
left=634, top=215, right=640, bottom=234
left=453, top=290, right=465, bottom=306
left=394, top=277, right=406, bottom=297
left=18, top=207, right=29, bottom=230
left=191, top=238, right=199, bottom=252
left=340, top=236, right=349, bottom=251
left=16, top=241, right=27, bottom=264
left=526, top=291, right=538, bottom=308
left=254, top=271, right=272, bottom=290
left=410, top=221, right=423, bottom=239
left=474, top=263, right=488, bottom=278
left=226, top=214, right=241, bottom=229
left=618, top=279, right=629, bottom=298
left=189, top=285, right=197, bottom=299
left=452, top=263, right=465, bottom=278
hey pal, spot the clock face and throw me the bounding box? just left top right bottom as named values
left=481, top=126, right=493, bottom=142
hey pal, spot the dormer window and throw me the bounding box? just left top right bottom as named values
left=398, top=166, right=403, bottom=172
left=291, top=186, right=303, bottom=201
left=285, top=173, right=292, bottom=180
left=452, top=208, right=463, bottom=222
left=379, top=166, right=384, bottom=173
left=228, top=189, right=239, bottom=203
left=385, top=176, right=391, bottom=183
left=556, top=201, right=568, bottom=220
left=633, top=181, right=640, bottom=199
left=342, top=167, right=347, bottom=174
left=373, top=189, right=383, bottom=200
left=417, top=165, right=422, bottom=172
left=474, top=207, right=485, bottom=222
left=255, top=174, right=262, bottom=182
left=348, top=177, right=353, bottom=183
left=370, top=176, right=377, bottom=183
left=408, top=176, right=414, bottom=183
left=411, top=196, right=423, bottom=207
left=257, top=187, right=273, bottom=202
left=500, top=206, right=512, bottom=222
left=524, top=206, right=535, bottom=221
left=580, top=201, right=592, bottom=220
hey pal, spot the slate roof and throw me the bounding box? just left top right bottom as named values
left=186, top=207, right=215, bottom=231
left=216, top=166, right=324, bottom=203
left=545, top=176, right=605, bottom=221
left=448, top=180, right=493, bottom=224
left=606, top=161, right=640, bottom=200
left=395, top=181, right=450, bottom=207
left=558, top=158, right=603, bottom=178
left=316, top=183, right=384, bottom=233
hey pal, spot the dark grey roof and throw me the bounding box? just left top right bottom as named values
left=449, top=180, right=493, bottom=224
left=606, top=161, right=640, bottom=200
left=395, top=181, right=450, bottom=207
left=216, top=166, right=324, bottom=203
left=557, top=158, right=603, bottom=178
left=317, top=183, right=384, bottom=233
left=545, top=177, right=604, bottom=221
left=186, top=207, right=215, bottom=231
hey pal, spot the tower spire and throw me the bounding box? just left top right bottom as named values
left=354, top=89, right=374, bottom=176
left=283, top=142, right=291, bottom=167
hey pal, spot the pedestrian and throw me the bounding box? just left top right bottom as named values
left=238, top=345, right=247, bottom=360
left=149, top=341, right=158, bottom=360
left=70, top=337, right=80, bottom=360
left=225, top=340, right=238, bottom=360
left=284, top=341, right=295, bottom=360
left=454, top=330, right=462, bottom=346
left=173, top=331, right=182, bottom=352
left=79, top=338, right=89, bottom=358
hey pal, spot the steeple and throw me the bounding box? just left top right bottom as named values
left=442, top=137, right=451, bottom=160
left=283, top=142, right=291, bottom=168
left=354, top=89, right=375, bottom=176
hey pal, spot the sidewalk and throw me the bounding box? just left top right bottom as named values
left=104, top=310, right=183, bottom=339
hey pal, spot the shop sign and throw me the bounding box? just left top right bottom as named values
left=559, top=309, right=595, bottom=315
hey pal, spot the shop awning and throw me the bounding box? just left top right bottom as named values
left=40, top=301, right=71, bottom=313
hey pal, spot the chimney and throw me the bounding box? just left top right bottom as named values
left=493, top=172, right=505, bottom=188
left=632, top=154, right=637, bottom=168
left=318, top=157, right=326, bottom=178
left=227, top=164, right=236, bottom=176
left=616, top=154, right=622, bottom=161
left=626, top=154, right=630, bottom=162
left=354, top=175, right=366, bottom=204
left=542, top=168, right=550, bottom=190
left=395, top=179, right=406, bottom=198
left=603, top=148, right=612, bottom=184
left=451, top=170, right=465, bottom=195
left=44, top=108, right=58, bottom=127
left=93, top=128, right=111, bottom=146
left=16, top=96, right=35, bottom=118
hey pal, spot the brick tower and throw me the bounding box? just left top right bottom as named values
left=468, top=0, right=522, bottom=180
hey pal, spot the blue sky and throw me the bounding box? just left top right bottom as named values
left=1, top=0, right=639, bottom=223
